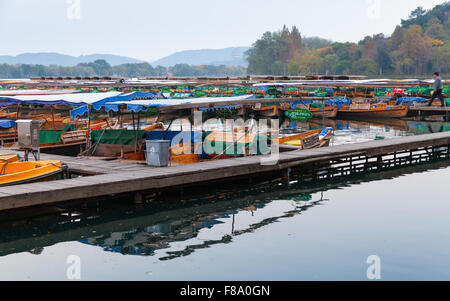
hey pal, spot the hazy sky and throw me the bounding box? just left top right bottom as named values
left=0, top=0, right=446, bottom=62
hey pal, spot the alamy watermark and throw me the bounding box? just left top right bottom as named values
left=366, top=0, right=381, bottom=20
left=67, top=0, right=81, bottom=21
left=366, top=255, right=381, bottom=280
left=66, top=255, right=81, bottom=280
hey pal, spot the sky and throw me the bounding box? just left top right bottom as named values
left=0, top=0, right=447, bottom=62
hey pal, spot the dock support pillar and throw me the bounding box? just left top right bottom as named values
left=377, top=156, right=383, bottom=170
left=134, top=191, right=143, bottom=203
left=283, top=168, right=291, bottom=186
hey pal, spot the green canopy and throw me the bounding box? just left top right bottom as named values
left=39, top=124, right=72, bottom=144
left=203, top=133, right=270, bottom=157
left=91, top=129, right=147, bottom=146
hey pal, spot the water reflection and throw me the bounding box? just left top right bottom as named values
left=281, top=117, right=450, bottom=146
left=0, top=159, right=448, bottom=262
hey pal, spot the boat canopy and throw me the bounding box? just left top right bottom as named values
left=91, top=95, right=257, bottom=115
left=253, top=79, right=431, bottom=87
left=0, top=120, right=16, bottom=129
left=0, top=89, right=81, bottom=96
left=0, top=91, right=123, bottom=107
left=324, top=98, right=352, bottom=108
left=69, top=91, right=160, bottom=118
left=0, top=91, right=159, bottom=118
left=395, top=97, right=428, bottom=105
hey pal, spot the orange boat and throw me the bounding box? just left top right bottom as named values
left=0, top=160, right=64, bottom=186
left=0, top=154, right=19, bottom=162
left=278, top=128, right=333, bottom=149
left=338, top=103, right=409, bottom=118
left=0, top=111, right=18, bottom=119
left=309, top=106, right=338, bottom=118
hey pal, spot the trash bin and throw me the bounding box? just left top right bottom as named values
left=145, top=140, right=170, bottom=167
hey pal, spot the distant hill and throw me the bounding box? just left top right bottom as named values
left=0, top=53, right=146, bottom=66
left=152, top=47, right=250, bottom=67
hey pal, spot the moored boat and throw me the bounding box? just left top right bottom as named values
left=309, top=106, right=338, bottom=118
left=278, top=128, right=334, bottom=149
left=0, top=160, right=65, bottom=186
left=338, top=103, right=409, bottom=118
left=0, top=154, right=19, bottom=162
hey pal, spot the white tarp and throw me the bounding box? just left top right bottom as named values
left=106, top=95, right=255, bottom=107
left=0, top=89, right=81, bottom=96
left=253, top=79, right=431, bottom=87
left=2, top=91, right=123, bottom=105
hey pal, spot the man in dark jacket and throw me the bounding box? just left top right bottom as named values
left=428, top=72, right=445, bottom=107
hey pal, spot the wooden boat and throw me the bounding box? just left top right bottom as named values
left=279, top=102, right=338, bottom=119
left=142, top=122, right=165, bottom=131
left=0, top=154, right=19, bottom=162
left=0, top=160, right=64, bottom=186
left=0, top=111, right=17, bottom=119
left=309, top=106, right=338, bottom=118
left=251, top=103, right=280, bottom=117
left=278, top=128, right=333, bottom=150
left=0, top=120, right=18, bottom=145
left=204, top=127, right=333, bottom=156
left=338, top=103, right=409, bottom=118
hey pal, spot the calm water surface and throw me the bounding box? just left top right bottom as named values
left=0, top=118, right=449, bottom=281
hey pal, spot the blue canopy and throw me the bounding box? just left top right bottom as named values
left=199, top=104, right=240, bottom=111
left=0, top=120, right=16, bottom=129
left=70, top=92, right=159, bottom=118
left=325, top=98, right=352, bottom=109
left=396, top=97, right=427, bottom=105
left=289, top=100, right=313, bottom=109
left=100, top=95, right=256, bottom=114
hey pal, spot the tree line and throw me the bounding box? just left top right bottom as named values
left=0, top=60, right=247, bottom=78
left=246, top=2, right=450, bottom=76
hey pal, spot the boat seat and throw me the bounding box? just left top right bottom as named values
left=301, top=133, right=320, bottom=149
left=61, top=131, right=88, bottom=144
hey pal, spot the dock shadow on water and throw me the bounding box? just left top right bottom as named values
left=0, top=154, right=449, bottom=280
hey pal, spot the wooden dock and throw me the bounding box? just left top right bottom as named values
left=410, top=106, right=450, bottom=114
left=0, top=131, right=449, bottom=211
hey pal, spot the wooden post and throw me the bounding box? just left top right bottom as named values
left=51, top=106, right=57, bottom=145
left=87, top=104, right=93, bottom=149
left=132, top=111, right=137, bottom=153
left=134, top=191, right=143, bottom=203
left=16, top=104, right=21, bottom=119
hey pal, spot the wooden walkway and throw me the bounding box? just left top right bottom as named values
left=410, top=107, right=450, bottom=113
left=0, top=131, right=449, bottom=211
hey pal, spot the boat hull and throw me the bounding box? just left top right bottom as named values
left=310, top=107, right=338, bottom=118
left=338, top=106, right=409, bottom=118
left=0, top=160, right=65, bottom=187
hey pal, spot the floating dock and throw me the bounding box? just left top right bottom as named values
left=0, top=131, right=449, bottom=212
left=410, top=107, right=450, bottom=114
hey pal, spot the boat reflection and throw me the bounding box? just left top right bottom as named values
left=0, top=159, right=449, bottom=260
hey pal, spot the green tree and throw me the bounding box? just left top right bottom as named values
left=352, top=58, right=378, bottom=76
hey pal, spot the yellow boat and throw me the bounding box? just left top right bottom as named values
left=0, top=160, right=65, bottom=186
left=0, top=154, right=19, bottom=163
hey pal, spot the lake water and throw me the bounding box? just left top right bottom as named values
left=0, top=118, right=449, bottom=281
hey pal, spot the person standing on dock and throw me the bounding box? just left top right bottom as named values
left=428, top=72, right=444, bottom=107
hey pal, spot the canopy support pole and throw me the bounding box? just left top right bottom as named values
left=132, top=111, right=137, bottom=153
left=51, top=106, right=57, bottom=145
left=118, top=107, right=122, bottom=129
left=87, top=104, right=92, bottom=149
left=16, top=104, right=21, bottom=119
